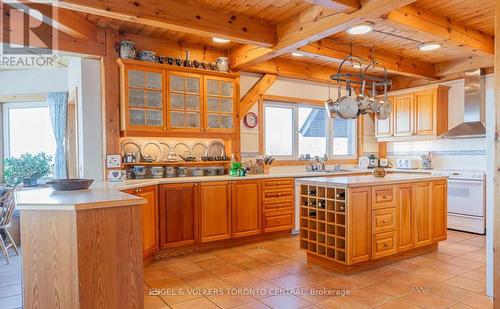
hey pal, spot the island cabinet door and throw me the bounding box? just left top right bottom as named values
left=413, top=182, right=433, bottom=247
left=432, top=180, right=448, bottom=241
left=159, top=183, right=197, bottom=248
left=199, top=181, right=232, bottom=242
left=347, top=187, right=372, bottom=264
left=397, top=184, right=414, bottom=252
left=231, top=180, right=262, bottom=238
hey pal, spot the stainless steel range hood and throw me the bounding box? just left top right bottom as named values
left=440, top=69, right=486, bottom=138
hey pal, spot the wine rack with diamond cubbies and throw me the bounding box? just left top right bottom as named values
left=299, top=184, right=346, bottom=264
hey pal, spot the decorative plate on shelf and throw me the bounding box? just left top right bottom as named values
left=121, top=141, right=140, bottom=155
left=244, top=112, right=258, bottom=128
left=191, top=142, right=208, bottom=159
left=159, top=142, right=172, bottom=161
left=140, top=141, right=163, bottom=162
left=174, top=142, right=190, bottom=157
left=208, top=141, right=225, bottom=157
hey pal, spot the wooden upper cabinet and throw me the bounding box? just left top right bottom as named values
left=199, top=181, right=232, bottom=243
left=159, top=183, right=197, bottom=248
left=232, top=180, right=261, bottom=238
left=348, top=187, right=371, bottom=264
left=122, top=66, right=166, bottom=131
left=393, top=94, right=414, bottom=137
left=397, top=184, right=414, bottom=252
left=432, top=180, right=448, bottom=241
left=376, top=86, right=449, bottom=141
left=167, top=71, right=203, bottom=132
left=413, top=182, right=433, bottom=247
left=204, top=76, right=236, bottom=132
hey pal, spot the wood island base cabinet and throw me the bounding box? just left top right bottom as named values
left=298, top=179, right=447, bottom=273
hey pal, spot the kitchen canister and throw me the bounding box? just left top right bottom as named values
left=165, top=166, right=177, bottom=178
left=216, top=57, right=229, bottom=72
left=151, top=166, right=165, bottom=178
left=119, top=41, right=136, bottom=59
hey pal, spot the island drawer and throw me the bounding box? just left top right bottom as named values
left=262, top=178, right=294, bottom=189
left=263, top=211, right=293, bottom=232
left=372, top=208, right=396, bottom=234
left=262, top=188, right=294, bottom=202
left=372, top=185, right=396, bottom=209
left=372, top=231, right=397, bottom=259
left=263, top=200, right=294, bottom=212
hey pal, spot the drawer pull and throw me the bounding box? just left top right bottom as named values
left=383, top=219, right=389, bottom=223
left=382, top=195, right=389, bottom=200
left=383, top=243, right=389, bottom=248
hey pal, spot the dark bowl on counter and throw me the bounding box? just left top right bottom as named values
left=46, top=179, right=94, bottom=191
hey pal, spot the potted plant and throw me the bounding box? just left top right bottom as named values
left=4, top=153, right=54, bottom=187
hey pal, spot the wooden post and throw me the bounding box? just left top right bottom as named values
left=494, top=2, right=500, bottom=306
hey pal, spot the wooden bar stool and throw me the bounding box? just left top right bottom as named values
left=0, top=185, right=22, bottom=264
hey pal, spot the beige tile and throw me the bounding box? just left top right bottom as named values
left=195, top=257, right=227, bottom=270
left=164, top=261, right=205, bottom=274
left=425, top=282, right=476, bottom=302
left=159, top=284, right=203, bottom=306
left=388, top=272, right=436, bottom=288
left=461, top=293, right=494, bottom=309
left=399, top=291, right=457, bottom=309
left=426, top=262, right=470, bottom=276
left=459, top=269, right=486, bottom=283
left=443, top=276, right=486, bottom=293
left=232, top=301, right=271, bottom=308
left=366, top=280, right=414, bottom=298
left=445, top=257, right=485, bottom=270
left=270, top=274, right=315, bottom=289
left=261, top=294, right=310, bottom=309
left=178, top=270, right=219, bottom=285
left=448, top=304, right=475, bottom=309
left=410, top=267, right=456, bottom=282
left=172, top=297, right=219, bottom=309
left=207, top=293, right=256, bottom=309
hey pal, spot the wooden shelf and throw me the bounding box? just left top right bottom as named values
left=122, top=161, right=230, bottom=166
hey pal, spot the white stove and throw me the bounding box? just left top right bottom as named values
left=431, top=170, right=486, bottom=234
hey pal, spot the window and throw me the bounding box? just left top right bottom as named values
left=264, top=101, right=357, bottom=159
left=3, top=101, right=56, bottom=160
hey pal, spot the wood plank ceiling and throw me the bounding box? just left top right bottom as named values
left=38, top=0, right=496, bottom=83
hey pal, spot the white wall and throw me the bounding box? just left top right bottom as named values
left=0, top=68, right=68, bottom=95
left=386, top=75, right=492, bottom=171
left=67, top=58, right=104, bottom=181
left=240, top=72, right=378, bottom=161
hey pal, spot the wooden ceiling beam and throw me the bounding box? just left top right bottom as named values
left=303, top=0, right=360, bottom=13
left=435, top=56, right=494, bottom=77
left=297, top=39, right=437, bottom=79
left=384, top=4, right=494, bottom=56
left=240, top=74, right=277, bottom=116
left=230, top=0, right=416, bottom=69
left=55, top=0, right=275, bottom=47
left=1, top=2, right=105, bottom=56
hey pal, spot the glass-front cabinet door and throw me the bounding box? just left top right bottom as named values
left=167, top=72, right=202, bottom=131
left=125, top=67, right=165, bottom=130
left=204, top=76, right=235, bottom=132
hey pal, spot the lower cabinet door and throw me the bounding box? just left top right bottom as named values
left=199, top=181, right=232, bottom=242
left=413, top=182, right=433, bottom=247
left=232, top=180, right=261, bottom=238
left=348, top=187, right=372, bottom=264
left=397, top=184, right=414, bottom=252
left=159, top=183, right=196, bottom=248
left=432, top=180, right=448, bottom=241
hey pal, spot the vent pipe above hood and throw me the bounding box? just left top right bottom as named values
left=440, top=68, right=486, bottom=139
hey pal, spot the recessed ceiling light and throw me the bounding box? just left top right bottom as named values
left=418, top=42, right=441, bottom=51
left=346, top=22, right=374, bottom=35
left=291, top=52, right=304, bottom=57
left=212, top=37, right=230, bottom=43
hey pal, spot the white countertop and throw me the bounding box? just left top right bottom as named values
left=296, top=173, right=447, bottom=188
left=385, top=168, right=433, bottom=174
left=16, top=183, right=146, bottom=211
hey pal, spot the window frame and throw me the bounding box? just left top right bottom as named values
left=2, top=100, right=51, bottom=159
left=263, top=100, right=358, bottom=160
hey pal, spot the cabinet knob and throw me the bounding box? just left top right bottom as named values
left=383, top=219, right=389, bottom=223
left=382, top=195, right=389, bottom=200
left=383, top=243, right=389, bottom=248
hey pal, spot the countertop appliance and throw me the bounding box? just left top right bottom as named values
left=368, top=154, right=378, bottom=169
left=379, top=158, right=390, bottom=168
left=396, top=158, right=420, bottom=169
left=358, top=156, right=369, bottom=170
left=431, top=169, right=486, bottom=234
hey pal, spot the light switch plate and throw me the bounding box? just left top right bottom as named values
left=106, top=154, right=121, bottom=168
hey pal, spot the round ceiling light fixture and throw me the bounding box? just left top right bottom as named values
left=212, top=37, right=231, bottom=43
left=291, top=52, right=304, bottom=57
left=418, top=42, right=442, bottom=51
left=346, top=22, right=375, bottom=35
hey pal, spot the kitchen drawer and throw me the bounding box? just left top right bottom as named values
left=263, top=212, right=293, bottom=233
left=372, top=208, right=396, bottom=234
left=262, top=188, right=294, bottom=202
left=263, top=200, right=294, bottom=212
left=372, top=231, right=397, bottom=259
left=262, top=178, right=294, bottom=189
left=372, top=185, right=396, bottom=209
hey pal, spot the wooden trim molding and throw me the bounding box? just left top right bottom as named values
left=262, top=95, right=324, bottom=106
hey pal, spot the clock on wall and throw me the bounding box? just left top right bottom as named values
left=244, top=112, right=258, bottom=128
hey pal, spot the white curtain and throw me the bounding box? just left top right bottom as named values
left=47, top=92, right=68, bottom=179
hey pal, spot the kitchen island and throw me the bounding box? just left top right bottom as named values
left=296, top=174, right=448, bottom=272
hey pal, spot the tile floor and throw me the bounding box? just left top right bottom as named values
left=0, top=230, right=492, bottom=309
